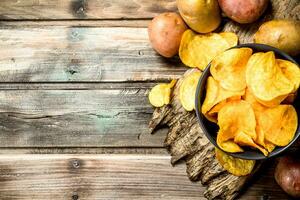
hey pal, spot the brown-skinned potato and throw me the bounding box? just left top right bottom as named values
left=254, top=20, right=300, bottom=56
left=218, top=0, right=268, bottom=24
left=148, top=12, right=187, bottom=58
left=275, top=155, right=300, bottom=198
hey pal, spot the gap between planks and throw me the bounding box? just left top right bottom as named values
left=0, top=147, right=168, bottom=154
left=0, top=19, right=152, bottom=28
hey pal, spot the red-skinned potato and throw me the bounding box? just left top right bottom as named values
left=275, top=155, right=300, bottom=198
left=148, top=12, right=187, bottom=58
left=218, top=0, right=269, bottom=24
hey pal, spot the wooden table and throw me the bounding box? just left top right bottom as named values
left=0, top=1, right=294, bottom=199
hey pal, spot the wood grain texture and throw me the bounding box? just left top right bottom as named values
left=0, top=26, right=185, bottom=82
left=0, top=154, right=204, bottom=200
left=0, top=154, right=290, bottom=200
left=0, top=83, right=169, bottom=147
left=0, top=0, right=176, bottom=20
left=0, top=19, right=152, bottom=27
left=0, top=147, right=168, bottom=154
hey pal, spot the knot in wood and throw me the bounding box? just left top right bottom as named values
left=72, top=194, right=79, bottom=200
left=72, top=159, right=80, bottom=169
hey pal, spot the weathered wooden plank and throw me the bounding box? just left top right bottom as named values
left=0, top=154, right=289, bottom=199
left=0, top=19, right=151, bottom=27
left=0, top=84, right=168, bottom=147
left=0, top=154, right=204, bottom=200
left=0, top=26, right=185, bottom=82
left=0, top=147, right=168, bottom=154
left=0, top=0, right=176, bottom=20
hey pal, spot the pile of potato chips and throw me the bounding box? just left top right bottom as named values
left=202, top=48, right=300, bottom=156
left=149, top=30, right=239, bottom=110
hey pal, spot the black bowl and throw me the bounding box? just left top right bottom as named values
left=195, top=43, right=300, bottom=160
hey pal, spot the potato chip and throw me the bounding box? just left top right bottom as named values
left=217, top=130, right=244, bottom=153
left=234, top=132, right=268, bottom=156
left=179, top=30, right=237, bottom=70
left=211, top=48, right=252, bottom=92
left=265, top=141, right=276, bottom=153
left=215, top=148, right=256, bottom=176
left=258, top=105, right=297, bottom=146
left=277, top=59, right=300, bottom=92
left=201, top=76, right=244, bottom=115
left=246, top=52, right=294, bottom=107
left=219, top=32, right=239, bottom=47
left=206, top=96, right=242, bottom=123
left=179, top=70, right=202, bottom=111
left=218, top=100, right=257, bottom=141
left=149, top=80, right=176, bottom=107
left=243, top=88, right=266, bottom=112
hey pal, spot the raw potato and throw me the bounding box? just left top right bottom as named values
left=275, top=155, right=300, bottom=198
left=177, top=0, right=221, bottom=33
left=148, top=12, right=187, bottom=58
left=254, top=20, right=300, bottom=56
left=218, top=0, right=268, bottom=24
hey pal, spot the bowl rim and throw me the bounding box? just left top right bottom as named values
left=195, top=43, right=300, bottom=160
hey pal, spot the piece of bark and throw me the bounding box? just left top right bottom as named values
left=149, top=69, right=249, bottom=200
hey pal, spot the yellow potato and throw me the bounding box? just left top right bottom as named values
left=254, top=20, right=300, bottom=56
left=210, top=48, right=252, bottom=92
left=177, top=0, right=221, bottom=33
left=179, top=70, right=202, bottom=111
left=215, top=148, right=256, bottom=176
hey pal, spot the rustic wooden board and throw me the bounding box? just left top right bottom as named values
left=0, top=83, right=169, bottom=147
left=0, top=154, right=289, bottom=200
left=0, top=26, right=185, bottom=82
left=0, top=154, right=204, bottom=200
left=0, top=0, right=176, bottom=20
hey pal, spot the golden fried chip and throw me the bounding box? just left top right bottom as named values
left=243, top=88, right=266, bottom=112
left=246, top=52, right=294, bottom=107
left=277, top=59, right=300, bottom=92
left=206, top=96, right=242, bottom=123
left=265, top=141, right=276, bottom=153
left=179, top=30, right=236, bottom=70
left=217, top=130, right=244, bottom=153
left=215, top=148, right=256, bottom=176
left=149, top=80, right=176, bottom=107
left=201, top=76, right=244, bottom=115
left=234, top=132, right=268, bottom=156
left=179, top=70, right=202, bottom=111
left=218, top=100, right=257, bottom=141
left=258, top=105, right=297, bottom=146
left=219, top=32, right=239, bottom=47
left=211, top=48, right=252, bottom=92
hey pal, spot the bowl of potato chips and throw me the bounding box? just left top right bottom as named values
left=195, top=43, right=300, bottom=160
